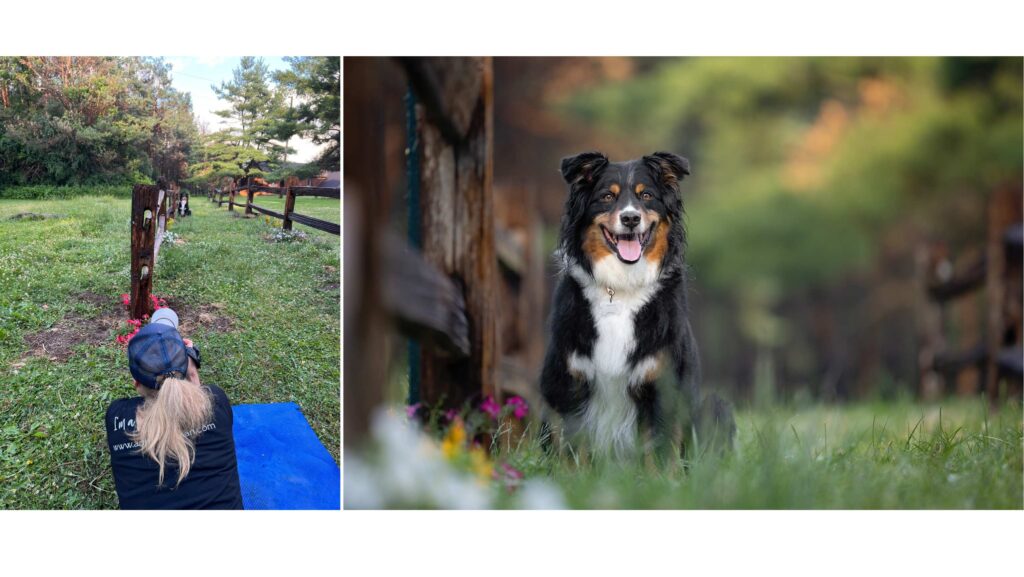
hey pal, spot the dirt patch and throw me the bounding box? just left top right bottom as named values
left=22, top=292, right=125, bottom=362
left=8, top=212, right=65, bottom=221
left=76, top=291, right=109, bottom=308
left=20, top=293, right=235, bottom=363
left=161, top=297, right=235, bottom=334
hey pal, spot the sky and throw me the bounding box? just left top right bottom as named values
left=165, top=56, right=324, bottom=164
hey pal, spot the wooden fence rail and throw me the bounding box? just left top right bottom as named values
left=918, top=186, right=1023, bottom=403
left=210, top=181, right=340, bottom=235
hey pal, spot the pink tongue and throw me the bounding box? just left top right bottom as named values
left=618, top=238, right=642, bottom=261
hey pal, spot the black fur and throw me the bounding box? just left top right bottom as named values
left=541, top=150, right=734, bottom=460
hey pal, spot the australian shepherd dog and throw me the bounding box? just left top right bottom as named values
left=540, top=151, right=735, bottom=461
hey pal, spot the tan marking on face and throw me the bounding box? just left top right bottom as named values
left=635, top=183, right=645, bottom=194
left=644, top=217, right=670, bottom=264
left=583, top=214, right=614, bottom=262
left=609, top=183, right=620, bottom=195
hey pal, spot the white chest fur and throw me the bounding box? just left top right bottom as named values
left=567, top=259, right=661, bottom=458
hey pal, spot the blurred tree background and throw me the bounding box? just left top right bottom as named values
left=0, top=56, right=199, bottom=187
left=0, top=56, right=340, bottom=193
left=491, top=57, right=1022, bottom=405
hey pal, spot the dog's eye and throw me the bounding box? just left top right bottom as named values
left=599, top=193, right=614, bottom=202
left=641, top=192, right=653, bottom=201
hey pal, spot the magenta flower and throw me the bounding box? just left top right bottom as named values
left=480, top=396, right=501, bottom=420
left=505, top=396, right=529, bottom=420
left=492, top=463, right=525, bottom=493
left=405, top=403, right=422, bottom=419
left=444, top=408, right=460, bottom=423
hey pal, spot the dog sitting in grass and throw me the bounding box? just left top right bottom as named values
left=178, top=192, right=191, bottom=217
left=540, top=151, right=735, bottom=462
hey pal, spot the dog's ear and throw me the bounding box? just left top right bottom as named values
left=560, top=151, right=608, bottom=186
left=643, top=152, right=690, bottom=190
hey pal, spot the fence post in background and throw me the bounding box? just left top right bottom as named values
left=130, top=184, right=159, bottom=320
left=343, top=57, right=391, bottom=446
left=282, top=186, right=295, bottom=230
left=228, top=183, right=235, bottom=212
left=985, top=185, right=1024, bottom=405
left=244, top=176, right=254, bottom=216
left=403, top=57, right=497, bottom=409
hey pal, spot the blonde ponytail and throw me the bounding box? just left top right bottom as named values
left=130, top=374, right=214, bottom=486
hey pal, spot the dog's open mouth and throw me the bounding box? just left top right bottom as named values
left=601, top=225, right=653, bottom=264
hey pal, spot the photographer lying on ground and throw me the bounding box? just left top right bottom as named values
left=105, top=308, right=243, bottom=509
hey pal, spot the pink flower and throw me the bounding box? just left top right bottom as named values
left=480, top=396, right=501, bottom=420
left=444, top=408, right=460, bottom=423
left=406, top=403, right=422, bottom=419
left=492, top=463, right=525, bottom=493
left=506, top=396, right=529, bottom=420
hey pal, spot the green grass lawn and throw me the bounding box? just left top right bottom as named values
left=353, top=395, right=1022, bottom=509
left=490, top=398, right=1023, bottom=509
left=0, top=194, right=339, bottom=509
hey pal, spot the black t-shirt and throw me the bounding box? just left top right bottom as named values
left=105, top=384, right=244, bottom=510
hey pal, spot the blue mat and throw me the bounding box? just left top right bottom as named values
left=232, top=403, right=340, bottom=510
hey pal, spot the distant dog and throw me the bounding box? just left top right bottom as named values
left=540, top=151, right=735, bottom=461
left=178, top=193, right=191, bottom=217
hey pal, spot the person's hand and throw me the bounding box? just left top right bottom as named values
left=183, top=338, right=193, bottom=347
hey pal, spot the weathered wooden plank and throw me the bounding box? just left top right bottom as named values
left=288, top=212, right=340, bottom=235
left=342, top=58, right=392, bottom=445
left=249, top=204, right=286, bottom=220
left=926, top=256, right=986, bottom=302
left=130, top=184, right=160, bottom=320
left=400, top=57, right=485, bottom=144
left=290, top=186, right=341, bottom=199
left=244, top=176, right=255, bottom=215
left=414, top=57, right=496, bottom=408
left=381, top=233, right=470, bottom=357
left=282, top=186, right=296, bottom=230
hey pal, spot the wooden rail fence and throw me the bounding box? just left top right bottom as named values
left=210, top=179, right=340, bottom=235
left=918, top=186, right=1023, bottom=403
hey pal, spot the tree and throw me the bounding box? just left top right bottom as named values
left=275, top=56, right=340, bottom=171
left=0, top=56, right=200, bottom=186
left=211, top=56, right=290, bottom=164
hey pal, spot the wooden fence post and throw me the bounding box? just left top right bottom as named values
left=282, top=186, right=295, bottom=230
left=343, top=57, right=396, bottom=447
left=228, top=183, right=235, bottom=212
left=130, top=184, right=159, bottom=320
left=404, top=57, right=497, bottom=409
left=244, top=176, right=254, bottom=216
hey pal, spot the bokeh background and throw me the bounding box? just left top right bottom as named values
left=346, top=56, right=1022, bottom=414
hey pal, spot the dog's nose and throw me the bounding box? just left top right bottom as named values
left=620, top=212, right=641, bottom=229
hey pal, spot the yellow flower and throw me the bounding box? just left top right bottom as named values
left=441, top=421, right=467, bottom=459
left=469, top=446, right=492, bottom=482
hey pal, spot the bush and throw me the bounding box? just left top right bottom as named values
left=0, top=184, right=134, bottom=200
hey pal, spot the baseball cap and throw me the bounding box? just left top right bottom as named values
left=127, top=322, right=189, bottom=389
left=149, top=307, right=179, bottom=329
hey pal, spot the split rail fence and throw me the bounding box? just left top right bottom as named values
left=211, top=180, right=340, bottom=235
